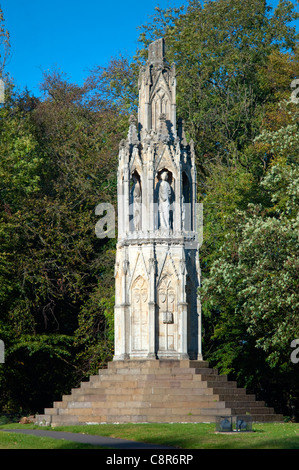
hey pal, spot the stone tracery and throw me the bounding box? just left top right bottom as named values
left=114, top=38, right=201, bottom=361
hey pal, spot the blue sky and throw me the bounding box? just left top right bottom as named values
left=0, top=0, right=295, bottom=97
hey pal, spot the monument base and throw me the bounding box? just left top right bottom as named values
left=36, top=360, right=283, bottom=427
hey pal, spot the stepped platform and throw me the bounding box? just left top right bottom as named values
left=35, top=360, right=284, bottom=426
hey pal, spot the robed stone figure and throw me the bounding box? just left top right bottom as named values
left=131, top=177, right=142, bottom=231
left=158, top=171, right=171, bottom=230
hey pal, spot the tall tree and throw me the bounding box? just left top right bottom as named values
left=1, top=0, right=298, bottom=419
left=138, top=0, right=299, bottom=171
left=0, top=70, right=126, bottom=413
left=0, top=6, right=10, bottom=77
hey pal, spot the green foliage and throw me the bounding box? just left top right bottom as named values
left=0, top=70, right=124, bottom=412
left=0, top=5, right=10, bottom=76
left=0, top=93, right=43, bottom=207
left=0, top=0, right=298, bottom=421
left=137, top=0, right=299, bottom=174
left=74, top=285, right=115, bottom=377
left=201, top=154, right=299, bottom=418
left=86, top=56, right=139, bottom=114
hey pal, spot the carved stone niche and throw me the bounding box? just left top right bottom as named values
left=148, top=38, right=165, bottom=64
left=130, top=170, right=142, bottom=233
left=155, top=169, right=174, bottom=231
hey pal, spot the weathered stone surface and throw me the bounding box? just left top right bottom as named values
left=35, top=40, right=283, bottom=429
left=35, top=359, right=283, bottom=426
left=114, top=38, right=201, bottom=362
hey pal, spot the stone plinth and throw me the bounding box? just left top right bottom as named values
left=36, top=39, right=284, bottom=428
left=36, top=360, right=283, bottom=426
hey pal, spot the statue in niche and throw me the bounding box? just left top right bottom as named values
left=131, top=175, right=142, bottom=231
left=158, top=171, right=172, bottom=230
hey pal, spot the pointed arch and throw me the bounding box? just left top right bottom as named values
left=128, top=250, right=149, bottom=290
left=130, top=170, right=142, bottom=232
left=131, top=275, right=148, bottom=351
left=150, top=84, right=172, bottom=131
left=157, top=274, right=177, bottom=352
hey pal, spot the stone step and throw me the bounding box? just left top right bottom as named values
left=86, top=379, right=211, bottom=390
left=212, top=387, right=245, bottom=395
left=108, top=366, right=216, bottom=376
left=69, top=394, right=107, bottom=402
left=54, top=399, right=68, bottom=406
left=82, top=378, right=212, bottom=390
left=107, top=360, right=210, bottom=370
left=222, top=396, right=269, bottom=408
left=224, top=400, right=266, bottom=408
left=107, top=360, right=174, bottom=370
left=109, top=414, right=224, bottom=423
left=188, top=361, right=210, bottom=368
left=44, top=408, right=58, bottom=415
left=216, top=393, right=256, bottom=403
left=194, top=368, right=218, bottom=375
left=199, top=374, right=228, bottom=382
left=146, top=386, right=215, bottom=395
left=87, top=380, right=141, bottom=389
left=57, top=404, right=231, bottom=419
left=206, top=381, right=237, bottom=389
left=109, top=371, right=220, bottom=381
left=139, top=394, right=219, bottom=403
left=65, top=401, right=228, bottom=413
left=230, top=406, right=274, bottom=415
left=46, top=414, right=82, bottom=425
left=73, top=387, right=107, bottom=396
left=93, top=373, right=216, bottom=382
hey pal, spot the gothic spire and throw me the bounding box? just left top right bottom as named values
left=138, top=38, right=176, bottom=139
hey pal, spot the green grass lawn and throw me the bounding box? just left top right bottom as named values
left=0, top=422, right=298, bottom=449
left=0, top=429, right=103, bottom=449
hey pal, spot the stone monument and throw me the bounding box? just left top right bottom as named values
left=36, top=39, right=283, bottom=426
left=114, top=38, right=202, bottom=362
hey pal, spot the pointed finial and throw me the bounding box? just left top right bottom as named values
left=178, top=118, right=187, bottom=146
left=148, top=38, right=165, bottom=65
left=129, top=114, right=137, bottom=125
left=127, top=115, right=139, bottom=144
left=157, top=113, right=170, bottom=143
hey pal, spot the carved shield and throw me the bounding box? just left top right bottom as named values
left=141, top=289, right=148, bottom=302
left=168, top=291, right=175, bottom=304
left=159, top=291, right=166, bottom=303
